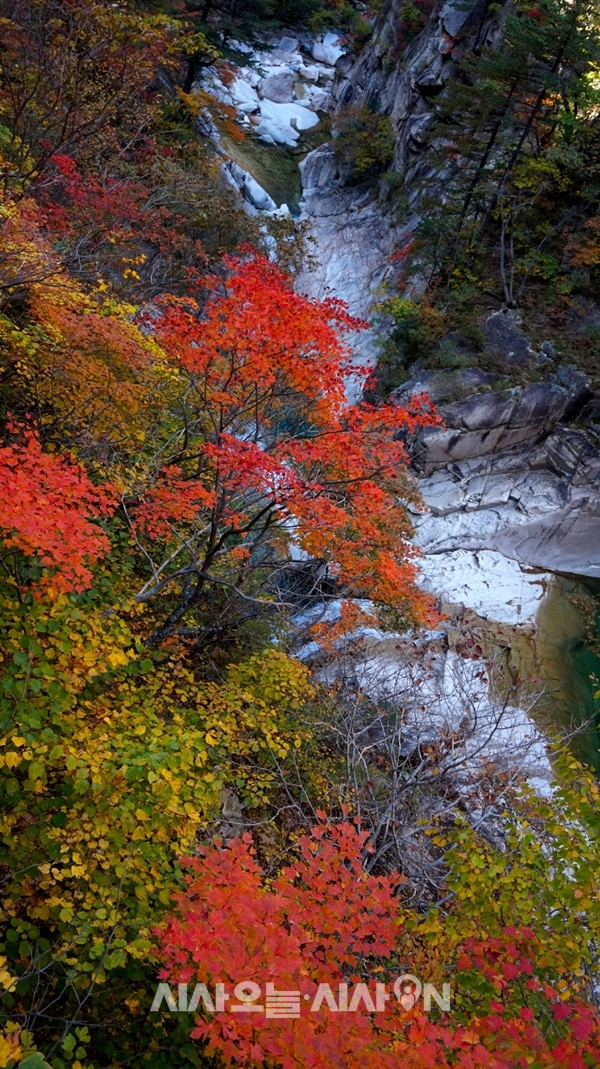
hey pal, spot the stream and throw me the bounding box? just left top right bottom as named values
left=205, top=32, right=600, bottom=776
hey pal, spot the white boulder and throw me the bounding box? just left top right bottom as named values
left=311, top=32, right=345, bottom=66
left=260, top=71, right=294, bottom=103
left=255, top=118, right=298, bottom=146
left=259, top=98, right=319, bottom=133
left=242, top=173, right=277, bottom=211
left=231, top=77, right=259, bottom=107
left=299, top=64, right=320, bottom=82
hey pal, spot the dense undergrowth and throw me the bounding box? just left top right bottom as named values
left=1, top=1, right=600, bottom=1067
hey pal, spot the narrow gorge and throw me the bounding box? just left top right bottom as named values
left=4, top=1, right=600, bottom=1060
left=202, top=1, right=600, bottom=780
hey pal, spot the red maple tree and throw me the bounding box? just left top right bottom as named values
left=0, top=423, right=115, bottom=594
left=130, top=254, right=440, bottom=645
left=156, top=825, right=600, bottom=1069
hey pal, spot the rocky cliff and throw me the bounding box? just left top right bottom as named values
left=296, top=1, right=600, bottom=590
left=199, top=7, right=600, bottom=771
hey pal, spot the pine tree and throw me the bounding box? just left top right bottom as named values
left=417, top=0, right=600, bottom=303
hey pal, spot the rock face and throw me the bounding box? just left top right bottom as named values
left=387, top=363, right=600, bottom=579
left=483, top=310, right=534, bottom=366
left=295, top=1, right=511, bottom=383
left=394, top=363, right=588, bottom=460
left=408, top=375, right=591, bottom=472
left=441, top=0, right=488, bottom=38
left=414, top=423, right=600, bottom=579
left=296, top=145, right=400, bottom=397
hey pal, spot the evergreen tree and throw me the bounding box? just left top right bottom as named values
left=417, top=0, right=600, bottom=303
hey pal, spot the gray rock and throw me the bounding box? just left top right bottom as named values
left=544, top=430, right=600, bottom=483
left=443, top=388, right=517, bottom=432
left=553, top=364, right=591, bottom=393
left=580, top=394, right=600, bottom=421
left=541, top=340, right=556, bottom=358
left=483, top=310, right=533, bottom=366
left=299, top=143, right=339, bottom=192
left=464, top=474, right=513, bottom=511
left=406, top=113, right=434, bottom=148
left=491, top=497, right=600, bottom=578
left=260, top=71, right=294, bottom=104
left=420, top=472, right=465, bottom=515
left=255, top=118, right=295, bottom=147
left=412, top=379, right=586, bottom=473
left=416, top=424, right=600, bottom=578
left=511, top=382, right=570, bottom=428
left=441, top=0, right=488, bottom=37
left=312, top=40, right=344, bottom=66
left=273, top=36, right=299, bottom=56
left=392, top=367, right=497, bottom=406
left=227, top=162, right=277, bottom=211
left=551, top=364, right=593, bottom=420
left=551, top=363, right=590, bottom=421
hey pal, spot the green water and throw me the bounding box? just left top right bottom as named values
left=527, top=576, right=600, bottom=770
left=452, top=575, right=600, bottom=772
left=220, top=117, right=331, bottom=216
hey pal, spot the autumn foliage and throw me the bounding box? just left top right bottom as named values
left=129, top=255, right=439, bottom=644
left=156, top=822, right=600, bottom=1069
left=1, top=0, right=600, bottom=1067
left=0, top=423, right=114, bottom=593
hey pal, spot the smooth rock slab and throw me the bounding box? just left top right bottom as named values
left=420, top=473, right=465, bottom=516
left=419, top=549, right=551, bottom=625
left=231, top=77, right=259, bottom=107
left=464, top=473, right=513, bottom=511
left=490, top=498, right=600, bottom=578
left=259, top=98, right=320, bottom=132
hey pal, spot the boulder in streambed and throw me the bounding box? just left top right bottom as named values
left=260, top=71, right=294, bottom=103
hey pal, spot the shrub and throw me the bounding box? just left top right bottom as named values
left=332, top=105, right=395, bottom=181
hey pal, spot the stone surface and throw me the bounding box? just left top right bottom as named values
left=273, top=35, right=299, bottom=56
left=441, top=0, right=488, bottom=38
left=225, top=161, right=277, bottom=211
left=231, top=77, right=259, bottom=107
left=483, top=310, right=533, bottom=366
left=414, top=424, right=600, bottom=579
left=410, top=373, right=595, bottom=474
left=419, top=549, right=551, bottom=625
left=392, top=367, right=497, bottom=406
left=260, top=71, right=294, bottom=103
left=312, top=32, right=345, bottom=66
left=260, top=98, right=319, bottom=133
left=297, top=146, right=400, bottom=400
